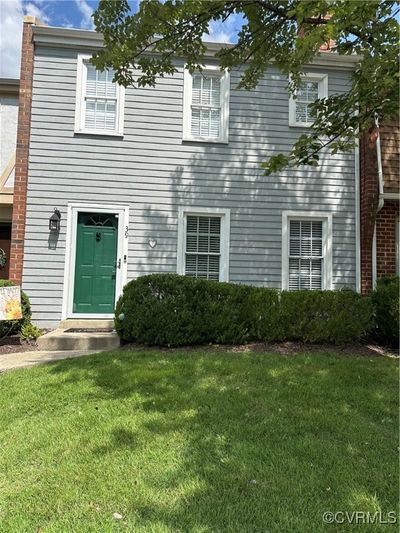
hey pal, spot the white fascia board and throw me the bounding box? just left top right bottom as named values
left=33, top=26, right=104, bottom=50
left=32, top=26, right=361, bottom=69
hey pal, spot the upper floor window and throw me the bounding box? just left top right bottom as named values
left=75, top=54, right=125, bottom=136
left=282, top=211, right=332, bottom=290
left=183, top=67, right=230, bottom=143
left=177, top=207, right=230, bottom=281
left=289, top=73, right=328, bottom=127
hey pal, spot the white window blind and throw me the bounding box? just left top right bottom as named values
left=289, top=74, right=327, bottom=127
left=185, top=215, right=221, bottom=280
left=295, top=80, right=318, bottom=124
left=191, top=74, right=221, bottom=139
left=288, top=220, right=323, bottom=290
left=84, top=63, right=117, bottom=131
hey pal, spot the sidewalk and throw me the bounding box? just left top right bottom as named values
left=0, top=349, right=96, bottom=372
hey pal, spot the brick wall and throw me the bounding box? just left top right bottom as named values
left=380, top=120, right=400, bottom=194
left=9, top=18, right=35, bottom=283
left=360, top=120, right=399, bottom=293
left=360, top=127, right=379, bottom=293
left=376, top=201, right=399, bottom=278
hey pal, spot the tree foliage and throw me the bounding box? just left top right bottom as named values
left=93, top=0, right=399, bottom=174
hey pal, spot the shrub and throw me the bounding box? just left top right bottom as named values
left=20, top=323, right=42, bottom=341
left=115, top=274, right=266, bottom=346
left=198, top=280, right=262, bottom=344
left=116, top=274, right=200, bottom=346
left=372, top=276, right=399, bottom=347
left=278, top=290, right=373, bottom=344
left=0, top=280, right=31, bottom=339
left=250, top=287, right=283, bottom=341
left=115, top=274, right=373, bottom=346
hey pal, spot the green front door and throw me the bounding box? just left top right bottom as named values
left=73, top=213, right=118, bottom=314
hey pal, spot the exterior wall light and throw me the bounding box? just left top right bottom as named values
left=49, top=208, right=61, bottom=232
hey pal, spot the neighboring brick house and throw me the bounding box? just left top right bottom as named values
left=360, top=120, right=400, bottom=293
left=0, top=78, right=19, bottom=279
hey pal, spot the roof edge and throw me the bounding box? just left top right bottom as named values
left=0, top=78, right=20, bottom=94
left=32, top=25, right=361, bottom=69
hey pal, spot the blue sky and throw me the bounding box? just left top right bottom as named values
left=1, top=1, right=398, bottom=80
left=0, top=0, right=242, bottom=78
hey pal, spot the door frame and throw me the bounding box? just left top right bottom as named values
left=62, top=203, right=129, bottom=320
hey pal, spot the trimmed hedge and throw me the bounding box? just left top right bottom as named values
left=115, top=274, right=373, bottom=346
left=0, top=280, right=31, bottom=338
left=276, top=290, right=374, bottom=344
left=372, top=276, right=399, bottom=347
left=115, top=275, right=259, bottom=346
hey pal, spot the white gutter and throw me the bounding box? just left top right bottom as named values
left=354, top=122, right=361, bottom=292
left=372, top=113, right=385, bottom=288
left=383, top=192, right=400, bottom=200
left=32, top=25, right=362, bottom=68
left=372, top=228, right=377, bottom=288
left=375, top=113, right=385, bottom=211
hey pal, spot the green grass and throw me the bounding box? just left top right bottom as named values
left=0, top=350, right=398, bottom=532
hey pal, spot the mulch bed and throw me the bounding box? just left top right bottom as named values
left=120, top=340, right=398, bottom=358
left=0, top=336, right=38, bottom=355
left=243, top=341, right=398, bottom=358
left=1, top=334, right=397, bottom=358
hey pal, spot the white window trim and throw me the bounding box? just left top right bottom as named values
left=182, top=66, right=230, bottom=143
left=281, top=210, right=333, bottom=290
left=177, top=206, right=230, bottom=281
left=289, top=73, right=328, bottom=128
left=74, top=54, right=125, bottom=136
left=61, top=202, right=129, bottom=320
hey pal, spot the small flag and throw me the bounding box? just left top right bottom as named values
left=0, top=286, right=23, bottom=320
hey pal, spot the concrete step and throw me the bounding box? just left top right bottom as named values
left=37, top=329, right=120, bottom=351
left=59, top=319, right=115, bottom=329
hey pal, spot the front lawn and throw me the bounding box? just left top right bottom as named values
left=0, top=350, right=398, bottom=532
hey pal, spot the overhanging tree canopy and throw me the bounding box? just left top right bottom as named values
left=92, top=0, right=399, bottom=174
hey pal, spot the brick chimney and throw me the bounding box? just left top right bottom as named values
left=297, top=15, right=336, bottom=52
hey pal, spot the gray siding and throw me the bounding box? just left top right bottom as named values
left=24, top=46, right=357, bottom=326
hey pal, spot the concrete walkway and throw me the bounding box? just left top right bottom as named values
left=0, top=349, right=96, bottom=372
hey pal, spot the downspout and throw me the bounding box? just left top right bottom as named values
left=372, top=113, right=384, bottom=288
left=354, top=126, right=361, bottom=292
